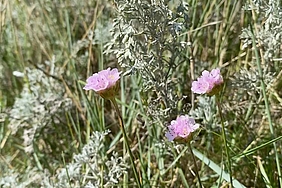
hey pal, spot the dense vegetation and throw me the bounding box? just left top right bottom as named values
left=1, top=0, right=282, bottom=187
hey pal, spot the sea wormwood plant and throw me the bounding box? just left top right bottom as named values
left=40, top=130, right=127, bottom=187
left=7, top=65, right=72, bottom=154
left=241, top=0, right=282, bottom=63
left=106, top=0, right=191, bottom=121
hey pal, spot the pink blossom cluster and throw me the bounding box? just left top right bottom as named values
left=191, top=68, right=223, bottom=94
left=83, top=68, right=120, bottom=92
left=165, top=115, right=199, bottom=141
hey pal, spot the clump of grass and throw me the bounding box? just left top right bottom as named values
left=1, top=0, right=282, bottom=187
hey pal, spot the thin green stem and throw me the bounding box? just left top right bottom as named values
left=216, top=96, right=233, bottom=188
left=188, top=142, right=203, bottom=188
left=110, top=98, right=142, bottom=188
left=249, top=23, right=282, bottom=186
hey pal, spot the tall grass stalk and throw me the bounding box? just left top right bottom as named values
left=188, top=142, right=203, bottom=188
left=110, top=97, right=142, bottom=188
left=216, top=95, right=233, bottom=187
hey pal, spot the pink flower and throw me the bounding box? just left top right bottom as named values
left=84, top=68, right=120, bottom=99
left=165, top=115, right=199, bottom=142
left=191, top=68, right=223, bottom=95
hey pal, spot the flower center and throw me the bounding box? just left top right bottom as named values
left=108, top=74, right=115, bottom=80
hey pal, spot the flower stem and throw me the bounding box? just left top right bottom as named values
left=216, top=96, right=233, bottom=187
left=188, top=142, right=203, bottom=188
left=110, top=98, right=142, bottom=188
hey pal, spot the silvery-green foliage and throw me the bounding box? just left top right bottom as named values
left=225, top=68, right=275, bottom=119
left=104, top=152, right=128, bottom=186
left=240, top=28, right=254, bottom=49
left=84, top=182, right=98, bottom=188
left=231, top=68, right=275, bottom=93
left=56, top=163, right=82, bottom=187
left=39, top=170, right=54, bottom=188
left=7, top=61, right=72, bottom=153
left=106, top=0, right=190, bottom=120
left=259, top=0, right=282, bottom=61
left=241, top=0, right=282, bottom=62
left=190, top=96, right=216, bottom=126
left=0, top=167, right=44, bottom=188
left=42, top=130, right=127, bottom=187
left=94, top=21, right=113, bottom=45
left=0, top=170, right=19, bottom=188
left=242, top=0, right=261, bottom=13
left=73, top=130, right=110, bottom=164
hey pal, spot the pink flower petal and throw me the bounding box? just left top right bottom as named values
left=83, top=68, right=120, bottom=92
left=165, top=131, right=177, bottom=141
left=191, top=80, right=209, bottom=94
left=191, top=68, right=223, bottom=94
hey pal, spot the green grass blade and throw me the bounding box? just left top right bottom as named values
left=192, top=148, right=246, bottom=188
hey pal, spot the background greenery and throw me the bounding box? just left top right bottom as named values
left=1, top=0, right=282, bottom=187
